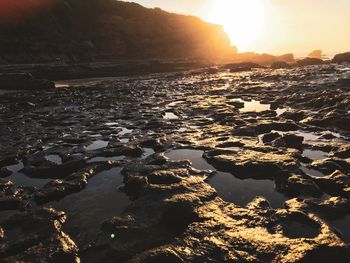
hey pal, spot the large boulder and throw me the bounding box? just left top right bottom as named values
left=332, top=52, right=350, bottom=63
left=0, top=73, right=54, bottom=90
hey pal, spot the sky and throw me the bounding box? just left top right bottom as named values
left=122, top=0, right=350, bottom=56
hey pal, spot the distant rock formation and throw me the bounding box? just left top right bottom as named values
left=333, top=52, right=350, bottom=63
left=271, top=61, right=291, bottom=69
left=231, top=52, right=294, bottom=66
left=0, top=0, right=237, bottom=63
left=308, top=50, right=323, bottom=59
left=297, top=57, right=326, bottom=66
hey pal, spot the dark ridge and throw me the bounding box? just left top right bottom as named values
left=0, top=0, right=237, bottom=63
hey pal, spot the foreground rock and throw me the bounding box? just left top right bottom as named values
left=95, top=157, right=350, bottom=262
left=0, top=208, right=79, bottom=262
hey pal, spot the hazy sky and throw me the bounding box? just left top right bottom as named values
left=123, top=0, right=350, bottom=56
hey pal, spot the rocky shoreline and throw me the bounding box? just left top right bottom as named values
left=1, top=63, right=350, bottom=262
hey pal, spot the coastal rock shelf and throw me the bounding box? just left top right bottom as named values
left=1, top=64, right=350, bottom=262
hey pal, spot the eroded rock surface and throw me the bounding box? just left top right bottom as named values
left=1, top=64, right=350, bottom=261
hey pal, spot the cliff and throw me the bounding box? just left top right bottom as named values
left=0, top=0, right=237, bottom=64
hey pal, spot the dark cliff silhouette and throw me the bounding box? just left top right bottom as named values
left=0, top=0, right=237, bottom=63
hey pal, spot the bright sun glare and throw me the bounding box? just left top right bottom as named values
left=208, top=0, right=266, bottom=52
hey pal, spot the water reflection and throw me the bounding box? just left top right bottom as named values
left=165, top=149, right=286, bottom=208
left=49, top=167, right=130, bottom=244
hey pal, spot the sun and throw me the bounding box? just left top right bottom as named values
left=207, top=0, right=266, bottom=52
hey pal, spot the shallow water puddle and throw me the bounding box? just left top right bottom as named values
left=47, top=154, right=63, bottom=165
left=143, top=148, right=155, bottom=157
left=300, top=165, right=325, bottom=177
left=329, top=215, right=350, bottom=243
left=165, top=149, right=287, bottom=208
left=232, top=99, right=271, bottom=113
left=165, top=149, right=214, bottom=170
left=87, top=156, right=124, bottom=163
left=276, top=108, right=288, bottom=116
left=6, top=162, right=50, bottom=188
left=207, top=172, right=286, bottom=208
left=86, top=140, right=109, bottom=151
left=48, top=167, right=130, bottom=244
left=163, top=112, right=179, bottom=120
left=303, top=149, right=327, bottom=161
left=271, top=130, right=320, bottom=142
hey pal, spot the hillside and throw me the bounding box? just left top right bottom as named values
left=0, top=0, right=237, bottom=63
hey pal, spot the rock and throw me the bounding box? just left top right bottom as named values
left=276, top=174, right=322, bottom=197
left=261, top=132, right=281, bottom=144
left=332, top=52, right=350, bottom=63
left=147, top=170, right=183, bottom=185
left=280, top=111, right=305, bottom=121
left=297, top=57, right=325, bottom=66
left=285, top=197, right=350, bottom=220
left=271, top=61, right=291, bottom=69
left=308, top=50, right=323, bottom=59
left=123, top=176, right=148, bottom=198
left=272, top=134, right=304, bottom=149
left=0, top=208, right=79, bottom=262
left=0, top=73, right=54, bottom=90
left=204, top=148, right=296, bottom=179
left=225, top=62, right=265, bottom=72
left=314, top=170, right=350, bottom=197
left=333, top=145, right=350, bottom=158
left=98, top=171, right=349, bottom=262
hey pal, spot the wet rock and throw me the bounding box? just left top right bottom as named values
left=225, top=62, right=265, bottom=72
left=271, top=61, right=291, bottom=69
left=272, top=134, right=304, bottom=149
left=261, top=132, right=281, bottom=144
left=21, top=158, right=87, bottom=179
left=0, top=208, right=79, bottom=262
left=216, top=141, right=244, bottom=148
left=204, top=149, right=296, bottom=179
left=314, top=170, right=350, bottom=197
left=123, top=176, right=148, bottom=198
left=285, top=197, right=350, bottom=220
left=147, top=170, right=183, bottom=185
left=99, top=174, right=349, bottom=262
left=130, top=247, right=184, bottom=263
left=297, top=58, right=325, bottom=66
left=333, top=52, right=350, bottom=63
left=312, top=158, right=350, bottom=174
left=280, top=111, right=305, bottom=122
left=276, top=174, right=322, bottom=197
left=333, top=145, right=350, bottom=158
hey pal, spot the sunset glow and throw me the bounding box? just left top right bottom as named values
left=207, top=0, right=266, bottom=51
